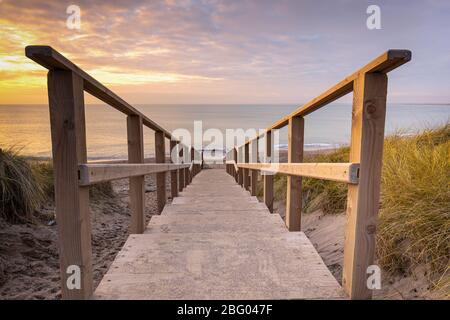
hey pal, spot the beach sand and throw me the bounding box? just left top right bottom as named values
left=272, top=203, right=437, bottom=299
left=0, top=174, right=170, bottom=299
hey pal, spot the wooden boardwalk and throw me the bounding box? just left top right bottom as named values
left=94, top=169, right=346, bottom=299
left=26, top=47, right=411, bottom=299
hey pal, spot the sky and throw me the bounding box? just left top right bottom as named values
left=0, top=0, right=449, bottom=104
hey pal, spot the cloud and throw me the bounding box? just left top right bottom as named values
left=0, top=0, right=449, bottom=104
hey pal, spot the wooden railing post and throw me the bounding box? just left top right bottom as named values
left=190, top=146, right=194, bottom=181
left=48, top=70, right=92, bottom=299
left=155, top=131, right=166, bottom=214
left=193, top=149, right=198, bottom=176
left=201, top=150, right=204, bottom=169
left=343, top=73, right=388, bottom=299
left=250, top=139, right=258, bottom=196
left=184, top=146, right=189, bottom=186
left=170, top=140, right=178, bottom=199
left=264, top=130, right=274, bottom=213
left=244, top=143, right=250, bottom=191
left=285, top=116, right=304, bottom=231
left=179, top=146, right=185, bottom=191
left=233, top=147, right=238, bottom=182
left=238, top=147, right=244, bottom=187
left=127, top=115, right=145, bottom=234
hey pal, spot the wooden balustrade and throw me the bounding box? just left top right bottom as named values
left=26, top=45, right=410, bottom=300
left=26, top=46, right=202, bottom=299
left=226, top=49, right=411, bottom=299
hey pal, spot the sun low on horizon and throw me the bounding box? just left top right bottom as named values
left=1, top=0, right=450, bottom=105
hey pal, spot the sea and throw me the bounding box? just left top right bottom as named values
left=0, top=103, right=448, bottom=160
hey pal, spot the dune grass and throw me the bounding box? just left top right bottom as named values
left=377, top=124, right=449, bottom=293
left=0, top=148, right=115, bottom=224
left=0, top=148, right=45, bottom=223
left=257, top=123, right=449, bottom=294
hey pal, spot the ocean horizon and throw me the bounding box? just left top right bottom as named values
left=1, top=103, right=449, bottom=160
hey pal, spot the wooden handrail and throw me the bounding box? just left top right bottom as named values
left=25, top=46, right=203, bottom=300
left=226, top=49, right=411, bottom=300
left=78, top=163, right=191, bottom=186
left=26, top=46, right=175, bottom=139
left=241, top=49, right=411, bottom=145
left=237, top=162, right=359, bottom=184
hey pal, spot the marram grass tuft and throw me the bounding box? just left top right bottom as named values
left=0, top=148, right=45, bottom=223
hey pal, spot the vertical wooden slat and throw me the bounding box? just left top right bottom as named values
left=170, top=140, right=178, bottom=199
left=250, top=139, right=258, bottom=196
left=155, top=131, right=166, bottom=214
left=285, top=116, right=304, bottom=231
left=244, top=143, right=250, bottom=191
left=264, top=130, right=274, bottom=213
left=343, top=73, right=388, bottom=300
left=48, top=70, right=92, bottom=299
left=127, top=115, right=145, bottom=234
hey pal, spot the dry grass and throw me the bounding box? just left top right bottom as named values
left=257, top=123, right=450, bottom=295
left=377, top=124, right=449, bottom=294
left=0, top=148, right=45, bottom=223
left=0, top=149, right=115, bottom=224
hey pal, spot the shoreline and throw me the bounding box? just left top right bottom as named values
left=23, top=146, right=344, bottom=163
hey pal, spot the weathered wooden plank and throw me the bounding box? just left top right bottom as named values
left=48, top=70, right=92, bottom=299
left=285, top=116, right=304, bottom=231
left=342, top=73, right=388, bottom=299
left=238, top=163, right=359, bottom=184
left=78, top=163, right=189, bottom=186
left=127, top=115, right=145, bottom=234
left=155, top=131, right=166, bottom=214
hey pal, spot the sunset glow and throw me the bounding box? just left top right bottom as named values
left=1, top=0, right=450, bottom=104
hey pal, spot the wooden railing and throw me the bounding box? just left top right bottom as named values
left=26, top=46, right=202, bottom=299
left=225, top=49, right=411, bottom=299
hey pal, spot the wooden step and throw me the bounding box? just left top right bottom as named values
left=94, top=169, right=346, bottom=300
left=94, top=232, right=345, bottom=300
left=145, top=213, right=287, bottom=234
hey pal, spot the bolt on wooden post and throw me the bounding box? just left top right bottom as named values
left=127, top=115, right=145, bottom=234
left=342, top=72, right=388, bottom=300
left=47, top=70, right=93, bottom=299
left=285, top=116, right=304, bottom=231
left=155, top=131, right=166, bottom=214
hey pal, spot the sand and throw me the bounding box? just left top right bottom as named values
left=273, top=204, right=438, bottom=299
left=0, top=174, right=170, bottom=300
